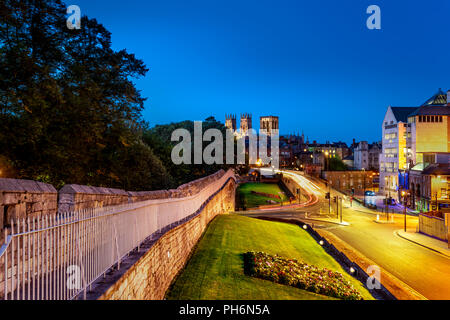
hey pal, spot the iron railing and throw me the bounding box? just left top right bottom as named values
left=0, top=170, right=234, bottom=300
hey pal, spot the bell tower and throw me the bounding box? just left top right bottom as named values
left=225, top=114, right=237, bottom=132
left=240, top=113, right=252, bottom=135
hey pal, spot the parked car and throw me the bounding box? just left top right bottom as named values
left=364, top=191, right=376, bottom=197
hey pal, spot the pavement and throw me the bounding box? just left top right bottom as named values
left=241, top=170, right=450, bottom=300
left=396, top=230, right=450, bottom=258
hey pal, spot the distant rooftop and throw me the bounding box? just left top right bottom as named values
left=390, top=89, right=449, bottom=120
left=422, top=163, right=450, bottom=176
left=409, top=105, right=450, bottom=117
left=421, top=89, right=448, bottom=106
left=390, top=107, right=418, bottom=122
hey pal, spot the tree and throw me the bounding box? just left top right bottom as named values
left=328, top=156, right=348, bottom=171
left=143, top=117, right=232, bottom=187
left=0, top=0, right=170, bottom=190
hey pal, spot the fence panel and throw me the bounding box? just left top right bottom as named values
left=419, top=213, right=447, bottom=241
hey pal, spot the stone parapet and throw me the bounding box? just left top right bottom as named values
left=127, top=170, right=226, bottom=202
left=0, top=179, right=57, bottom=237
left=98, top=177, right=236, bottom=300
left=58, top=184, right=128, bottom=213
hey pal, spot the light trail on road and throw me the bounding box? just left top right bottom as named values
left=278, top=170, right=322, bottom=197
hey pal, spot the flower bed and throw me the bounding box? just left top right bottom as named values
left=244, top=252, right=363, bottom=300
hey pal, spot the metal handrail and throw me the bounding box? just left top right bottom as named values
left=0, top=170, right=235, bottom=300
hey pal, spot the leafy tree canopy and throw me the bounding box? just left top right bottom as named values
left=0, top=0, right=170, bottom=190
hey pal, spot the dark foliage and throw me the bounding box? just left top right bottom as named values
left=143, top=116, right=233, bottom=188
left=0, top=0, right=170, bottom=190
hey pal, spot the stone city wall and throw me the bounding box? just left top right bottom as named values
left=127, top=170, right=226, bottom=202
left=58, top=185, right=129, bottom=213
left=281, top=175, right=302, bottom=200
left=1, top=170, right=230, bottom=242
left=0, top=179, right=57, bottom=240
left=0, top=170, right=235, bottom=299
left=98, top=177, right=236, bottom=300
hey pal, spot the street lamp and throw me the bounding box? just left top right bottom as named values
left=384, top=176, right=390, bottom=221
left=362, top=169, right=366, bottom=207
left=402, top=191, right=407, bottom=232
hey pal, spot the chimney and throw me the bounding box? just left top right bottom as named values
left=447, top=90, right=450, bottom=106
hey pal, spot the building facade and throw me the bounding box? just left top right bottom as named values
left=380, top=89, right=450, bottom=204
left=322, top=171, right=375, bottom=193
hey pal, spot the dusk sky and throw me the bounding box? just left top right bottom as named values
left=74, top=0, right=450, bottom=144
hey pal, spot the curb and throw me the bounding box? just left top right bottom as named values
left=394, top=230, right=450, bottom=259
left=317, top=229, right=427, bottom=300
left=298, top=216, right=350, bottom=226
left=373, top=220, right=395, bottom=224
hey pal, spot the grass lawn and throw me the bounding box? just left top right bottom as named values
left=237, top=183, right=288, bottom=208
left=166, top=215, right=373, bottom=300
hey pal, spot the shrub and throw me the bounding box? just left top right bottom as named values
left=244, top=252, right=363, bottom=300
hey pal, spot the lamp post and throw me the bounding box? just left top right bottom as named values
left=328, top=182, right=331, bottom=215
left=402, top=191, right=407, bottom=232
left=363, top=168, right=366, bottom=207
left=384, top=176, right=390, bottom=221
left=435, top=192, right=439, bottom=212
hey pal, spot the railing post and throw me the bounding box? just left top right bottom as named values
left=4, top=228, right=8, bottom=300
left=75, top=238, right=87, bottom=300
left=135, top=215, right=140, bottom=253
left=11, top=221, right=15, bottom=301
left=112, top=221, right=120, bottom=270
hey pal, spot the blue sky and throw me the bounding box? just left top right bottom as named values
left=73, top=0, right=450, bottom=144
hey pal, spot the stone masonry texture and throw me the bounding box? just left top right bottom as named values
left=98, top=178, right=236, bottom=300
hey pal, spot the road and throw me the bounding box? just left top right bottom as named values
left=246, top=169, right=450, bottom=300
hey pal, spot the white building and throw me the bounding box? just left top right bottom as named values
left=380, top=89, right=450, bottom=201
left=380, top=106, right=417, bottom=200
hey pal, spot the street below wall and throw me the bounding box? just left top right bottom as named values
left=241, top=169, right=450, bottom=300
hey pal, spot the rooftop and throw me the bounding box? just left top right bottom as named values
left=390, top=107, right=418, bottom=122
left=422, top=163, right=450, bottom=176
left=408, top=105, right=450, bottom=117
left=421, top=89, right=448, bottom=106
left=390, top=89, right=450, bottom=120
